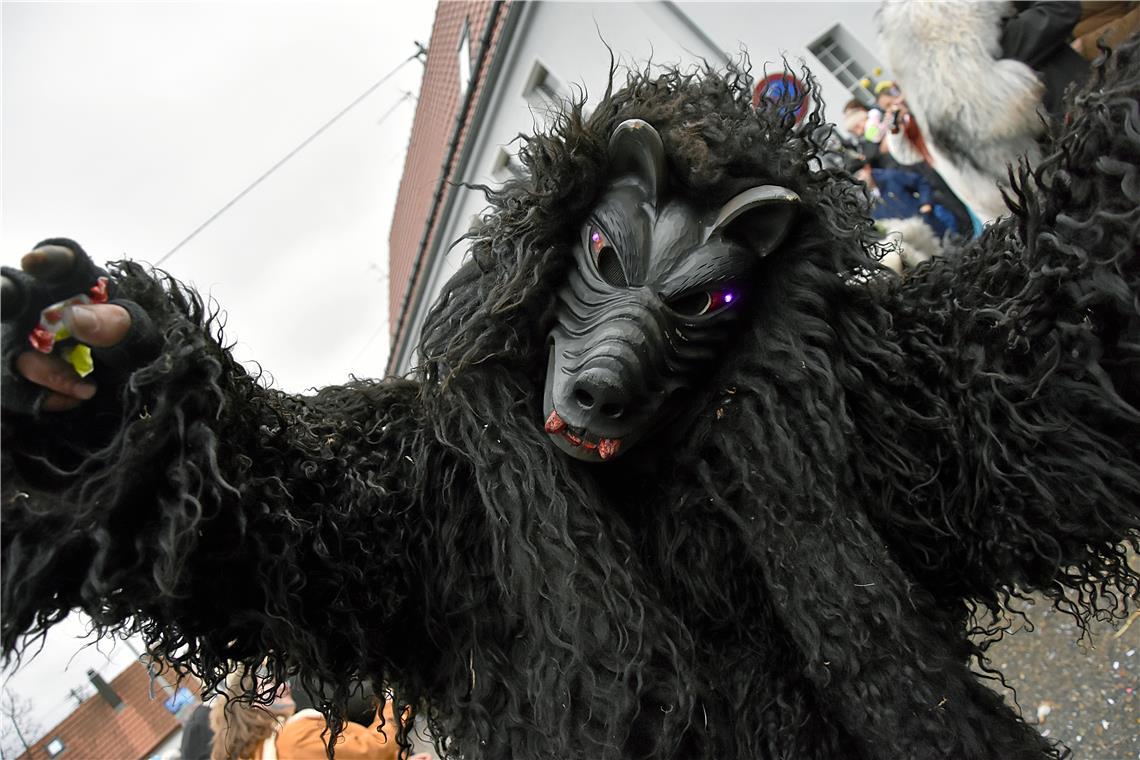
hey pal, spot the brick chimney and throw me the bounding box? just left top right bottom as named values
left=87, top=669, right=123, bottom=710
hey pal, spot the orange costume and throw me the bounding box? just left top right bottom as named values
left=272, top=704, right=399, bottom=760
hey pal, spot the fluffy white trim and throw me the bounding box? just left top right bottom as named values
left=876, top=216, right=944, bottom=273
left=878, top=0, right=1045, bottom=222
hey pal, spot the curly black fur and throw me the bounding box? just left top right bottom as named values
left=3, top=43, right=1138, bottom=759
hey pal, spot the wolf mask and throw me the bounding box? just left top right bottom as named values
left=544, top=118, right=799, bottom=460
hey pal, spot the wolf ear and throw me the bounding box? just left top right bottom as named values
left=608, top=119, right=667, bottom=206
left=706, top=185, right=800, bottom=256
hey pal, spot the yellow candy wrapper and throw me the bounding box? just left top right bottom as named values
left=61, top=344, right=95, bottom=378
left=27, top=276, right=110, bottom=379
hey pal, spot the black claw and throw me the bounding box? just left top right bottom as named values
left=20, top=245, right=76, bottom=282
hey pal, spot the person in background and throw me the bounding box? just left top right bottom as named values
left=1071, top=1, right=1140, bottom=59
left=874, top=80, right=905, bottom=114
left=181, top=700, right=215, bottom=760
left=840, top=95, right=976, bottom=236
left=872, top=80, right=934, bottom=166
left=842, top=99, right=880, bottom=142
left=852, top=159, right=959, bottom=239
left=1000, top=0, right=1090, bottom=116
left=209, top=672, right=294, bottom=760
left=841, top=99, right=889, bottom=166
left=274, top=679, right=400, bottom=760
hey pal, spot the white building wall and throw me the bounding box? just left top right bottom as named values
left=149, top=731, right=182, bottom=760
left=395, top=1, right=882, bottom=372
left=684, top=2, right=882, bottom=108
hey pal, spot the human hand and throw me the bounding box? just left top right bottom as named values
left=2, top=240, right=151, bottom=413
left=885, top=107, right=901, bottom=134
left=919, top=203, right=933, bottom=214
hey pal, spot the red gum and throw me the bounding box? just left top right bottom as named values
left=544, top=410, right=621, bottom=459
left=89, top=277, right=109, bottom=303
left=544, top=410, right=566, bottom=433
left=29, top=326, right=55, bottom=353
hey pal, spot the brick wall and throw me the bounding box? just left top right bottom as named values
left=386, top=0, right=508, bottom=370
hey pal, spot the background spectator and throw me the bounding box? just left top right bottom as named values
left=209, top=670, right=293, bottom=760
left=181, top=701, right=215, bottom=760
left=1000, top=0, right=1090, bottom=115
left=275, top=679, right=400, bottom=760
left=1071, top=1, right=1140, bottom=58
left=840, top=93, right=975, bottom=236
left=852, top=160, right=959, bottom=239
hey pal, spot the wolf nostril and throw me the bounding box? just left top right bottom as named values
left=568, top=366, right=629, bottom=421
left=600, top=403, right=624, bottom=418
left=574, top=389, right=595, bottom=409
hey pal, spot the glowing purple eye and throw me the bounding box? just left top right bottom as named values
left=706, top=290, right=736, bottom=312
left=668, top=289, right=738, bottom=316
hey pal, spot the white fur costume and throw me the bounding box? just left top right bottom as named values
left=878, top=1, right=1046, bottom=223
left=875, top=216, right=943, bottom=274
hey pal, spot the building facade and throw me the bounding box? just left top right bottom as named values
left=16, top=662, right=201, bottom=760
left=388, top=1, right=884, bottom=373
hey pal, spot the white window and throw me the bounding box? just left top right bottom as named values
left=47, top=737, right=66, bottom=757
left=523, top=60, right=562, bottom=103
left=808, top=25, right=877, bottom=106
left=491, top=148, right=524, bottom=182
left=457, top=18, right=472, bottom=94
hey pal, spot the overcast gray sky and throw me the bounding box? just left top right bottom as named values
left=1, top=0, right=437, bottom=743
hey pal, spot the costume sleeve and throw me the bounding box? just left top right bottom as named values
left=0, top=263, right=433, bottom=691
left=1001, top=1, right=1083, bottom=68
left=866, top=41, right=1140, bottom=608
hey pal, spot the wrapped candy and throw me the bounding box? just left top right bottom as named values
left=27, top=276, right=109, bottom=377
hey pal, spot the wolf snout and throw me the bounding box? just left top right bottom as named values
left=569, top=365, right=632, bottom=421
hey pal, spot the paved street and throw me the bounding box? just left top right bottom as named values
left=982, top=599, right=1138, bottom=759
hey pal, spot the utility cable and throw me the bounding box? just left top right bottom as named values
left=155, top=49, right=422, bottom=267
left=373, top=91, right=414, bottom=128
left=340, top=90, right=419, bottom=368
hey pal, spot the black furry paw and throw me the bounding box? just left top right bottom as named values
left=1, top=238, right=159, bottom=414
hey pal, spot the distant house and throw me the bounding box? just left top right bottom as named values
left=386, top=1, right=885, bottom=374
left=17, top=662, right=200, bottom=760
left=387, top=0, right=510, bottom=374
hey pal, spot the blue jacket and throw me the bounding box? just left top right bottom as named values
left=870, top=167, right=932, bottom=220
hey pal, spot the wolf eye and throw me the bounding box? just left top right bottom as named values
left=588, top=226, right=628, bottom=287
left=668, top=289, right=737, bottom=316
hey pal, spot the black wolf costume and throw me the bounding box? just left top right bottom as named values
left=2, top=42, right=1138, bottom=759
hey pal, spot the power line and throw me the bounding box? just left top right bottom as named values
left=348, top=311, right=391, bottom=367
left=374, top=91, right=414, bottom=127
left=155, top=49, right=423, bottom=267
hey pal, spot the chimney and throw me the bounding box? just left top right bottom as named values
left=87, top=669, right=123, bottom=710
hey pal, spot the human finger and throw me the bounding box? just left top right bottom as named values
left=40, top=392, right=85, bottom=413
left=62, top=303, right=132, bottom=348
left=14, top=351, right=97, bottom=401
left=20, top=244, right=76, bottom=282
